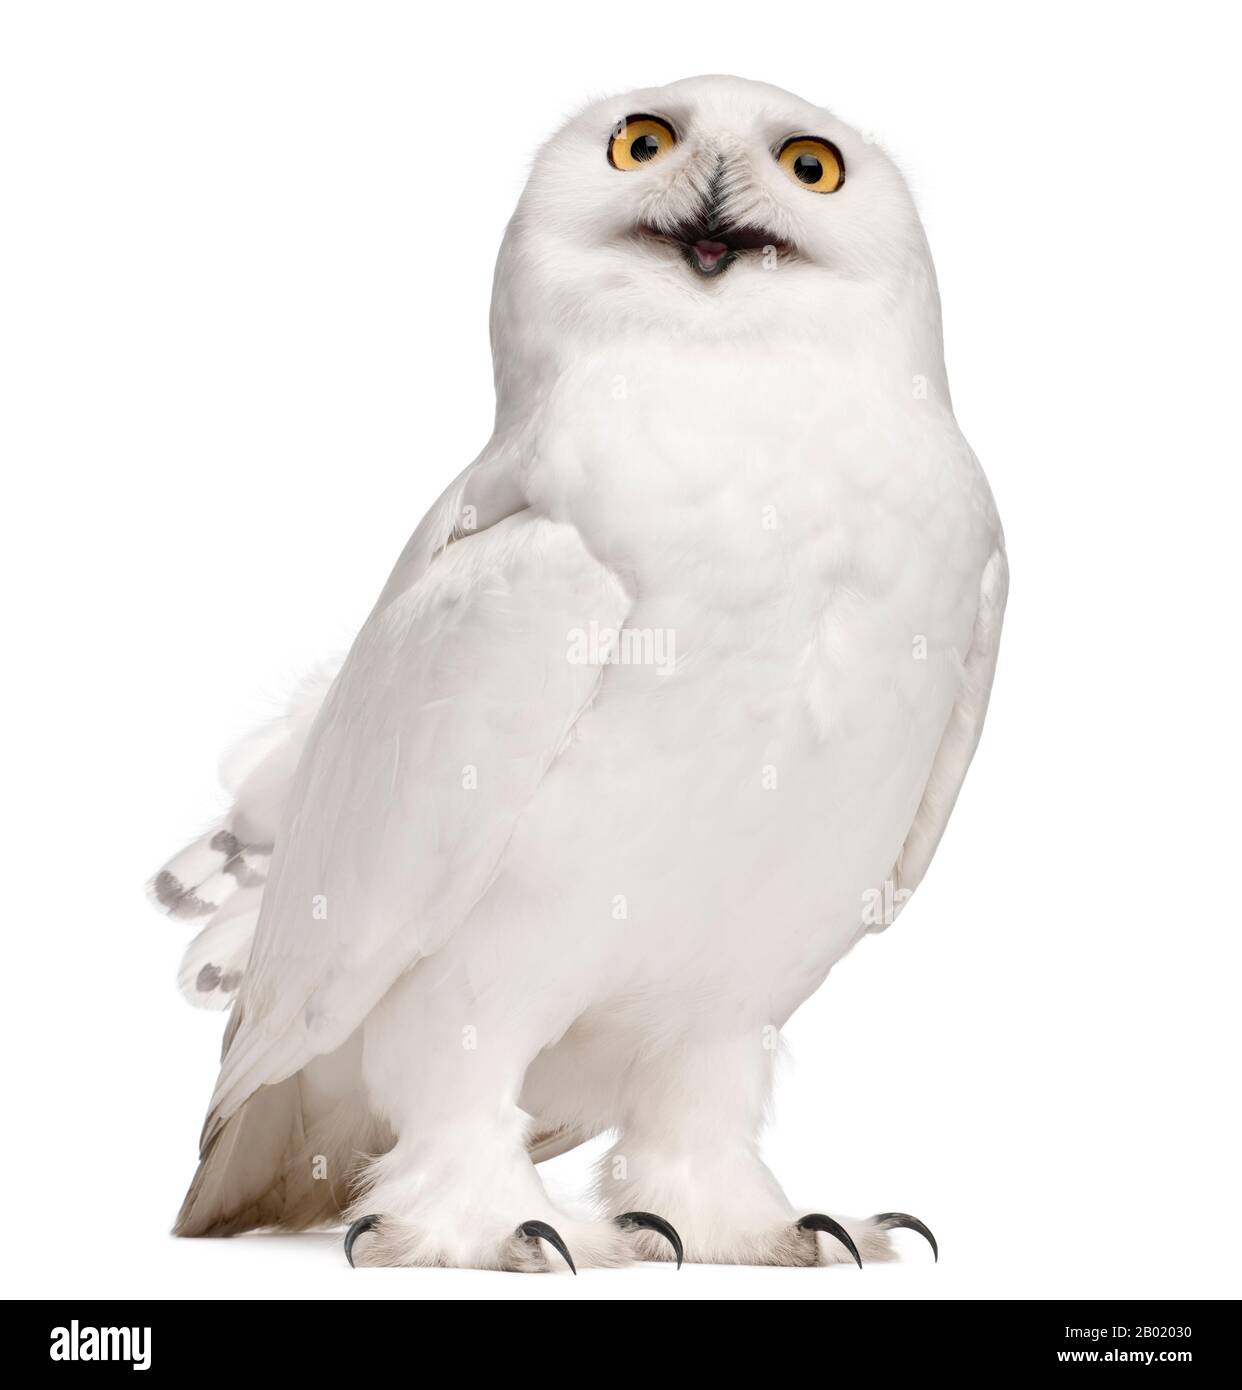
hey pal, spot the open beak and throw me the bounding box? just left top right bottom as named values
left=691, top=239, right=731, bottom=274
left=639, top=205, right=790, bottom=278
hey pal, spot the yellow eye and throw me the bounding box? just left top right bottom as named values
left=776, top=136, right=845, bottom=193
left=608, top=114, right=677, bottom=171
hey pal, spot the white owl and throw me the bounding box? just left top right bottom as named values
left=151, top=74, right=1006, bottom=1272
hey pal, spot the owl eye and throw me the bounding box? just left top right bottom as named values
left=776, top=136, right=845, bottom=194
left=608, top=114, right=677, bottom=171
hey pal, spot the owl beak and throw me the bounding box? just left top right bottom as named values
left=691, top=239, right=730, bottom=274
left=639, top=196, right=789, bottom=278
left=678, top=221, right=788, bottom=277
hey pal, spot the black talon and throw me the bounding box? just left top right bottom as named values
left=616, top=1210, right=684, bottom=1268
left=516, top=1219, right=577, bottom=1274
left=871, top=1211, right=938, bottom=1262
left=344, top=1214, right=380, bottom=1268
left=797, top=1212, right=863, bottom=1268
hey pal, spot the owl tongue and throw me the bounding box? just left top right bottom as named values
left=693, top=239, right=729, bottom=271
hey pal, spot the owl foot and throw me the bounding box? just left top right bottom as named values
left=623, top=1209, right=935, bottom=1266
left=344, top=1210, right=682, bottom=1271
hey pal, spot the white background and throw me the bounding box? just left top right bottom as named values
left=2, top=0, right=1239, bottom=1302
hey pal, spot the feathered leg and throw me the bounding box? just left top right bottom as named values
left=597, top=1029, right=919, bottom=1266
left=343, top=961, right=677, bottom=1271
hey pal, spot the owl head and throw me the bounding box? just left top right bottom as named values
left=491, top=74, right=939, bottom=373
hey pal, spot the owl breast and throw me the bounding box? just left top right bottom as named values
left=525, top=344, right=992, bottom=657
left=505, top=343, right=996, bottom=999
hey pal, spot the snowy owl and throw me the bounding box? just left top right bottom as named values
left=151, top=74, right=1006, bottom=1272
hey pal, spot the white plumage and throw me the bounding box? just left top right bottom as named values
left=152, top=74, right=1006, bottom=1270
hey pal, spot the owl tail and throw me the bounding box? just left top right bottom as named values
left=147, top=663, right=338, bottom=1009
left=174, top=1066, right=382, bottom=1236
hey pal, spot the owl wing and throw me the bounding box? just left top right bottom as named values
left=203, top=501, right=628, bottom=1137
left=149, top=451, right=528, bottom=1014
left=883, top=545, right=1008, bottom=920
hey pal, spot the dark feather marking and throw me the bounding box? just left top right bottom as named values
left=153, top=871, right=217, bottom=919
left=196, top=964, right=222, bottom=993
